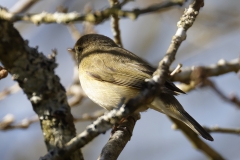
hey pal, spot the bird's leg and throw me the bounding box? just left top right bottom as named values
left=110, top=114, right=140, bottom=139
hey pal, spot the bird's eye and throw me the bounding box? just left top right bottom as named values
left=76, top=46, right=83, bottom=52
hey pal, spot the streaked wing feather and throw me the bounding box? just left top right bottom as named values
left=85, top=47, right=184, bottom=94
left=85, top=48, right=153, bottom=89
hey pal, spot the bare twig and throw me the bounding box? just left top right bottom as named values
left=172, top=58, right=239, bottom=93
left=98, top=113, right=140, bottom=160
left=68, top=24, right=82, bottom=41
left=67, top=85, right=86, bottom=107
left=0, top=66, right=8, bottom=80
left=170, top=63, right=182, bottom=76
left=109, top=0, right=123, bottom=47
left=0, top=114, right=38, bottom=130
left=172, top=58, right=240, bottom=83
left=0, top=1, right=185, bottom=24
left=0, top=114, right=14, bottom=129
left=204, top=79, right=240, bottom=108
left=0, top=110, right=105, bottom=130
left=204, top=126, right=240, bottom=135
left=10, top=0, right=39, bottom=14
left=82, top=4, right=97, bottom=35
left=0, top=83, right=20, bottom=100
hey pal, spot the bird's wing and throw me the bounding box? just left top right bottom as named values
left=84, top=47, right=185, bottom=94
left=84, top=47, right=154, bottom=89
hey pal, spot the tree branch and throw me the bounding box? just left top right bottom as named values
left=109, top=0, right=123, bottom=47
left=0, top=83, right=20, bottom=100
left=98, top=114, right=140, bottom=160
left=0, top=20, right=83, bottom=160
left=153, top=0, right=223, bottom=159
left=0, top=110, right=105, bottom=130
left=172, top=58, right=240, bottom=83
left=204, top=126, right=240, bottom=135
left=0, top=114, right=38, bottom=130
left=0, top=0, right=185, bottom=24
left=204, top=79, right=240, bottom=108
left=40, top=105, right=140, bottom=160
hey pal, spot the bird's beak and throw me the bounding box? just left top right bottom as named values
left=67, top=48, right=75, bottom=54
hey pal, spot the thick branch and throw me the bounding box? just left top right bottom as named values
left=40, top=105, right=141, bottom=160
left=153, top=0, right=204, bottom=84
left=153, top=0, right=223, bottom=159
left=98, top=114, right=140, bottom=160
left=0, top=20, right=83, bottom=160
left=0, top=1, right=185, bottom=24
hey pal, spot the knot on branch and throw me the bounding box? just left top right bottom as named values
left=190, top=66, right=207, bottom=83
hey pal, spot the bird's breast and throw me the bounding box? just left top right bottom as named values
left=79, top=70, right=140, bottom=111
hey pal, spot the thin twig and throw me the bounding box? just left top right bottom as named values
left=67, top=86, right=86, bottom=107
left=172, top=58, right=240, bottom=83
left=10, top=0, right=40, bottom=14
left=68, top=24, right=82, bottom=41
left=204, top=126, right=240, bottom=135
left=0, top=114, right=38, bottom=130
left=0, top=83, right=20, bottom=100
left=109, top=0, right=123, bottom=47
left=170, top=63, right=182, bottom=76
left=0, top=1, right=185, bottom=24
left=204, top=79, right=240, bottom=108
left=0, top=110, right=105, bottom=131
left=172, top=58, right=239, bottom=93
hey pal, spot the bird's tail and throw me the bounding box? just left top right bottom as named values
left=150, top=93, right=213, bottom=141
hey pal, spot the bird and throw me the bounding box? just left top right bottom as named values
left=69, top=34, right=213, bottom=141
